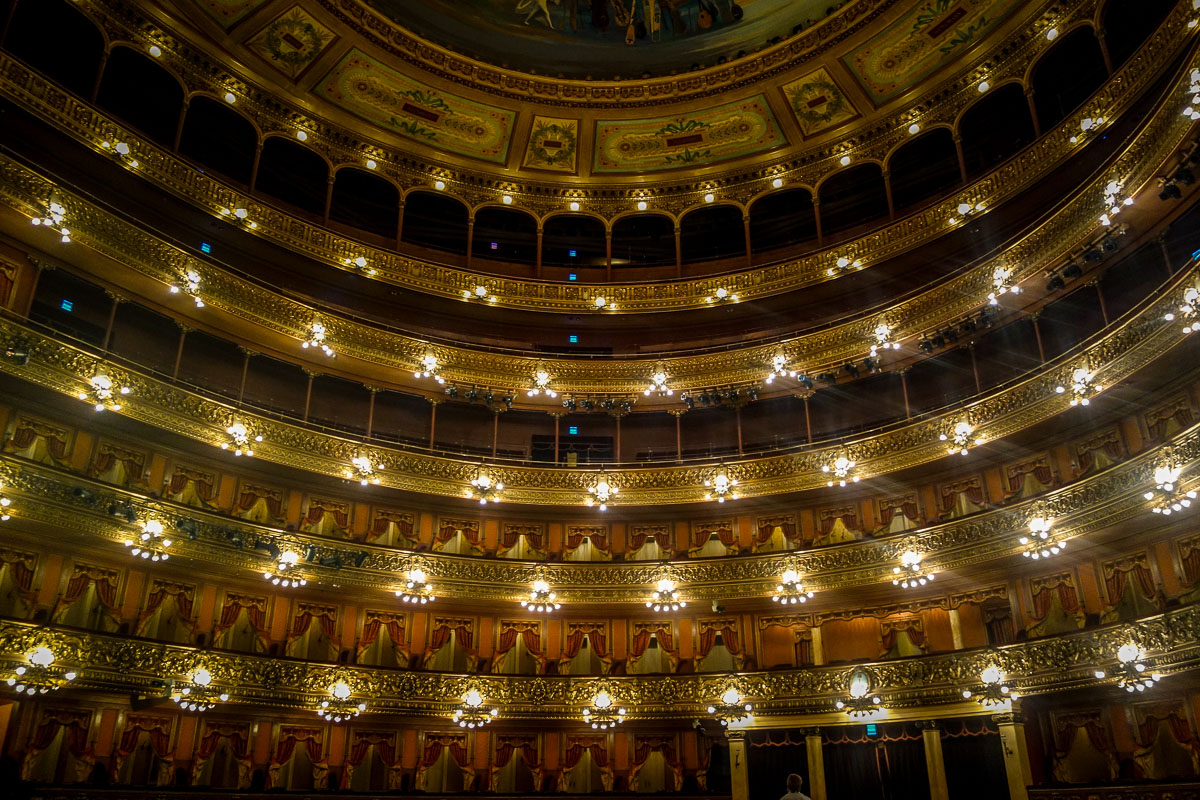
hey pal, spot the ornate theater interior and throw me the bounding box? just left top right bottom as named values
left=0, top=0, right=1199, bottom=799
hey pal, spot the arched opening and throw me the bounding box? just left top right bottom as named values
left=680, top=205, right=745, bottom=263
left=959, top=84, right=1037, bottom=179
left=611, top=214, right=675, bottom=268
left=1102, top=0, right=1174, bottom=69
left=95, top=47, right=183, bottom=145
left=178, top=97, right=257, bottom=186
left=818, top=163, right=889, bottom=237
left=4, top=0, right=103, bottom=97
left=330, top=167, right=399, bottom=240
left=886, top=128, right=960, bottom=213
left=401, top=191, right=469, bottom=256
left=748, top=189, right=816, bottom=254
left=255, top=137, right=329, bottom=218
left=542, top=214, right=606, bottom=268
left=1031, top=28, right=1108, bottom=131
left=472, top=207, right=538, bottom=266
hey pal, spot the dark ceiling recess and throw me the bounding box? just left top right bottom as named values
left=330, top=167, right=400, bottom=240
left=887, top=128, right=961, bottom=213
left=4, top=0, right=102, bottom=97
left=96, top=47, right=183, bottom=146
left=1102, top=0, right=1175, bottom=70
left=959, top=84, right=1037, bottom=179
left=401, top=191, right=469, bottom=256
left=681, top=204, right=745, bottom=263
left=819, top=163, right=889, bottom=237
left=178, top=97, right=258, bottom=187
left=749, top=189, right=817, bottom=255
left=542, top=214, right=606, bottom=268
left=611, top=214, right=675, bottom=268
left=472, top=207, right=538, bottom=267
left=1031, top=27, right=1109, bottom=131
left=255, top=137, right=330, bottom=218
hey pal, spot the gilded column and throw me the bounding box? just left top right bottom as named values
left=922, top=725, right=950, bottom=800
left=727, top=730, right=749, bottom=800
left=805, top=731, right=826, bottom=800
left=810, top=624, right=825, bottom=666
left=948, top=607, right=964, bottom=649
left=994, top=712, right=1033, bottom=800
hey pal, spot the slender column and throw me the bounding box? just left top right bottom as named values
left=810, top=624, right=825, bottom=666
left=534, top=225, right=545, bottom=278
left=742, top=215, right=752, bottom=267
left=1091, top=280, right=1109, bottom=326
left=492, top=409, right=501, bottom=458
left=465, top=217, right=475, bottom=269
left=1025, top=88, right=1042, bottom=137
left=994, top=712, right=1034, bottom=800
left=249, top=143, right=263, bottom=192
left=18, top=261, right=47, bottom=318
left=172, top=325, right=191, bottom=380
left=302, top=369, right=318, bottom=421
left=923, top=726, right=950, bottom=800
left=1029, top=311, right=1045, bottom=363
left=236, top=347, right=256, bottom=405
left=899, top=367, right=911, bottom=418
left=735, top=407, right=743, bottom=454
left=323, top=175, right=336, bottom=225
left=806, top=734, right=827, bottom=800
left=1157, top=234, right=1174, bottom=279
left=615, top=414, right=622, bottom=462
left=883, top=169, right=896, bottom=220
left=101, top=292, right=123, bottom=350
left=1095, top=29, right=1114, bottom=75
left=428, top=399, right=440, bottom=450
left=365, top=386, right=382, bottom=439
left=0, top=0, right=18, bottom=48
left=727, top=731, right=749, bottom=800
left=396, top=200, right=405, bottom=249
left=948, top=607, right=964, bottom=649
left=605, top=230, right=613, bottom=280
left=173, top=99, right=190, bottom=152
left=551, top=411, right=564, bottom=464
left=953, top=134, right=969, bottom=184
left=674, top=224, right=683, bottom=278
left=813, top=197, right=823, bottom=246
left=968, top=342, right=981, bottom=393
left=91, top=48, right=110, bottom=104
left=802, top=393, right=814, bottom=443
left=670, top=409, right=685, bottom=461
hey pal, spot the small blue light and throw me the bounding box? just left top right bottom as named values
left=490, top=241, right=499, bottom=250
left=866, top=723, right=878, bottom=736
left=200, top=242, right=211, bottom=254
left=569, top=249, right=577, bottom=257
left=568, top=273, right=577, bottom=281
left=568, top=426, right=578, bottom=435
left=60, top=299, right=74, bottom=312
left=569, top=335, right=578, bottom=343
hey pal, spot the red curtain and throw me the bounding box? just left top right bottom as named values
left=436, top=521, right=480, bottom=545
left=115, top=715, right=172, bottom=760
left=58, top=566, right=119, bottom=614
left=139, top=582, right=194, bottom=628
left=941, top=480, right=984, bottom=511
left=495, top=622, right=545, bottom=660
left=698, top=621, right=741, bottom=656
left=304, top=500, right=349, bottom=529
left=1182, top=540, right=1200, bottom=586
left=358, top=613, right=405, bottom=654
left=501, top=527, right=543, bottom=549
left=30, top=710, right=90, bottom=755
left=629, top=528, right=666, bottom=551
left=1033, top=581, right=1081, bottom=618
left=92, top=446, right=144, bottom=482
left=878, top=499, right=919, bottom=526
left=819, top=509, right=858, bottom=535
left=754, top=519, right=797, bottom=545
left=235, top=486, right=283, bottom=519
left=567, top=528, right=609, bottom=551
left=272, top=728, right=322, bottom=767
left=1084, top=720, right=1113, bottom=752
left=1009, top=461, right=1053, bottom=493
left=213, top=594, right=269, bottom=639
left=369, top=512, right=414, bottom=543
left=196, top=724, right=249, bottom=760
left=8, top=420, right=68, bottom=459
left=692, top=524, right=734, bottom=548
left=1146, top=401, right=1192, bottom=440
left=342, top=732, right=397, bottom=788
left=1105, top=562, right=1157, bottom=602
left=562, top=625, right=609, bottom=660
left=0, top=550, right=36, bottom=595
left=420, top=736, right=471, bottom=768
left=881, top=619, right=926, bottom=653
left=563, top=739, right=608, bottom=769
left=494, top=737, right=539, bottom=769
left=630, top=625, right=675, bottom=658
left=167, top=468, right=215, bottom=502
left=630, top=736, right=682, bottom=789
left=428, top=621, right=473, bottom=654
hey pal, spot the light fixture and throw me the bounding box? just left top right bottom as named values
left=586, top=472, right=618, bottom=510
left=221, top=422, right=262, bottom=456
left=5, top=646, right=77, bottom=695
left=772, top=569, right=814, bottom=604
left=707, top=687, right=753, bottom=726
left=319, top=681, right=367, bottom=722
left=704, top=193, right=715, bottom=203
left=30, top=201, right=71, bottom=243
left=907, top=122, right=921, bottom=135
left=1099, top=180, right=1133, bottom=226
left=827, top=255, right=862, bottom=277
left=414, top=353, right=446, bottom=384
left=583, top=691, right=626, bottom=729
left=521, top=579, right=561, bottom=612
left=223, top=91, right=236, bottom=104
left=892, top=550, right=933, bottom=588
left=1056, top=366, right=1101, bottom=406
left=645, top=366, right=673, bottom=397
left=464, top=284, right=497, bottom=303
left=593, top=295, right=615, bottom=310
left=636, top=200, right=648, bottom=211
left=264, top=551, right=307, bottom=588
left=1019, top=509, right=1065, bottom=559
left=1095, top=644, right=1162, bottom=692
left=434, top=180, right=446, bottom=191
left=706, top=286, right=739, bottom=303
left=703, top=471, right=738, bottom=502
left=172, top=668, right=229, bottom=712
left=528, top=367, right=557, bottom=398
left=347, top=455, right=383, bottom=486
left=219, top=206, right=258, bottom=229
left=396, top=569, right=436, bottom=603
left=365, top=159, right=377, bottom=170
left=344, top=255, right=375, bottom=276
left=836, top=671, right=883, bottom=717
left=79, top=371, right=129, bottom=412
left=569, top=201, right=581, bottom=211
left=296, top=130, right=308, bottom=141
left=646, top=578, right=685, bottom=612
left=125, top=519, right=172, bottom=562
left=772, top=177, right=784, bottom=188
left=452, top=689, right=498, bottom=728
left=822, top=452, right=858, bottom=487
left=961, top=666, right=1016, bottom=707
left=501, top=194, right=513, bottom=205
left=977, top=80, right=990, bottom=93
left=939, top=420, right=983, bottom=455
left=1164, top=286, right=1199, bottom=333
left=100, top=140, right=139, bottom=168
left=764, top=353, right=798, bottom=384
left=869, top=322, right=899, bottom=356
left=988, top=265, right=1021, bottom=304
left=1045, top=26, right=1059, bottom=40
left=148, top=44, right=163, bottom=58
left=468, top=467, right=503, bottom=504
left=0, top=486, right=10, bottom=521
left=839, top=154, right=852, bottom=166
left=947, top=201, right=985, bottom=225
left=169, top=269, right=205, bottom=307
left=301, top=322, right=335, bottom=357
left=1145, top=455, right=1196, bottom=515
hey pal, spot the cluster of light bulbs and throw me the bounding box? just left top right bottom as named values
left=528, top=368, right=557, bottom=398
left=453, top=689, right=498, bottom=728
left=1164, top=286, right=1199, bottom=334
left=1056, top=367, right=1102, bottom=406
left=583, top=691, right=626, bottom=729
left=6, top=646, right=76, bottom=695
left=222, top=422, right=261, bottom=457
left=172, top=668, right=229, bottom=712
left=80, top=372, right=130, bottom=412
left=347, top=455, right=383, bottom=486
left=989, top=265, right=1021, bottom=304
left=644, top=369, right=673, bottom=397
left=703, top=472, right=738, bottom=502
left=219, top=206, right=258, bottom=229
left=302, top=323, right=335, bottom=357
left=264, top=551, right=307, bottom=588
left=940, top=421, right=983, bottom=456
left=772, top=569, right=814, bottom=604
left=1099, top=181, right=1133, bottom=227
left=318, top=681, right=367, bottom=723
left=31, top=202, right=71, bottom=243
left=1020, top=513, right=1065, bottom=560
left=169, top=270, right=205, bottom=307
left=415, top=354, right=444, bottom=384
left=396, top=569, right=436, bottom=603
left=586, top=474, right=617, bottom=511
left=646, top=579, right=685, bottom=612
left=1095, top=644, right=1163, bottom=693
left=520, top=580, right=561, bottom=613
left=707, top=687, right=753, bottom=726
left=468, top=469, right=503, bottom=504
left=1145, top=462, right=1196, bottom=515
left=892, top=550, right=933, bottom=588
left=124, top=519, right=172, bottom=562
left=823, top=454, right=858, bottom=487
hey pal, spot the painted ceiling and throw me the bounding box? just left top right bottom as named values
left=361, top=0, right=832, bottom=79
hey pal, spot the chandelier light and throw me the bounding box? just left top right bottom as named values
left=347, top=455, right=383, bottom=486
left=5, top=646, right=77, bottom=695
left=586, top=472, right=618, bottom=510
left=0, top=485, right=10, bottom=521
left=528, top=367, right=558, bottom=398
left=707, top=687, right=753, bottom=726
left=520, top=580, right=561, bottom=613
left=947, top=201, right=984, bottom=225
left=414, top=353, right=445, bottom=384
left=703, top=471, right=738, bottom=502
left=892, top=550, right=934, bottom=588
left=869, top=323, right=900, bottom=356
left=318, top=681, right=367, bottom=723
left=836, top=671, right=883, bottom=717
left=1145, top=457, right=1196, bottom=515
left=988, top=265, right=1021, bottom=304
left=100, top=139, right=140, bottom=168
left=219, top=206, right=258, bottom=229
left=940, top=420, right=983, bottom=456
left=168, top=269, right=205, bottom=307
left=961, top=666, right=1018, bottom=707
left=1020, top=510, right=1065, bottom=559
left=452, top=689, right=498, bottom=728
left=772, top=569, right=814, bottom=604
left=79, top=371, right=129, bottom=412
left=464, top=284, right=497, bottom=303
left=396, top=569, right=435, bottom=604
left=583, top=691, right=626, bottom=729
left=646, top=578, right=685, bottom=612
left=827, top=255, right=862, bottom=276
left=344, top=255, right=376, bottom=276
left=1164, top=286, right=1199, bottom=333
left=706, top=287, right=739, bottom=303
left=592, top=295, right=616, bottom=310
left=468, top=467, right=504, bottom=504
left=822, top=452, right=858, bottom=487
left=125, top=519, right=172, bottom=562
left=1056, top=367, right=1102, bottom=406
left=31, top=201, right=72, bottom=243
left=221, top=422, right=262, bottom=456
left=764, top=354, right=798, bottom=384
left=264, top=551, right=307, bottom=588
left=1099, top=181, right=1133, bottom=226
left=644, top=366, right=673, bottom=397
left=1095, top=644, right=1162, bottom=692
left=172, top=668, right=229, bottom=712
left=301, top=323, right=335, bottom=357
left=1185, top=69, right=1200, bottom=119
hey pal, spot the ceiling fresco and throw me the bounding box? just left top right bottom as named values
left=361, top=0, right=833, bottom=79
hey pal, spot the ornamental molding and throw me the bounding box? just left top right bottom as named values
left=0, top=421, right=1196, bottom=601
left=2, top=602, right=1199, bottom=717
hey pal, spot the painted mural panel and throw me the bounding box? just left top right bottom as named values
left=246, top=6, right=336, bottom=79
left=193, top=0, right=270, bottom=29
left=781, top=67, right=860, bottom=138
left=522, top=117, right=581, bottom=173
left=318, top=50, right=516, bottom=164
